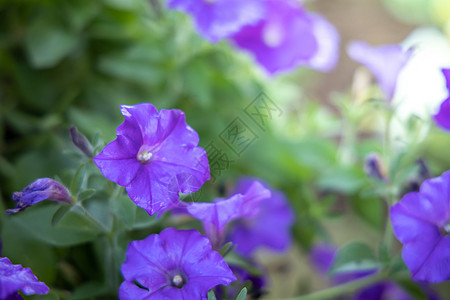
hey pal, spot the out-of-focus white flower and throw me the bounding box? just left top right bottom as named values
left=391, top=27, right=450, bottom=145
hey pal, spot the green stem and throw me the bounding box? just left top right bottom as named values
left=284, top=272, right=385, bottom=300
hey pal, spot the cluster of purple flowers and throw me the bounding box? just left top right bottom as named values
left=4, top=2, right=450, bottom=299
left=169, top=0, right=340, bottom=74
left=93, top=103, right=294, bottom=298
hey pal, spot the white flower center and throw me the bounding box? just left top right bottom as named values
left=171, top=274, right=185, bottom=288
left=444, top=223, right=450, bottom=234
left=263, top=22, right=284, bottom=48
left=137, top=151, right=153, bottom=165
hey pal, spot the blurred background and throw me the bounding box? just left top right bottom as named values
left=1, top=0, right=450, bottom=298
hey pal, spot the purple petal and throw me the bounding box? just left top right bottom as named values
left=125, top=164, right=182, bottom=216
left=434, top=97, right=450, bottom=131
left=168, top=0, right=265, bottom=43
left=238, top=181, right=271, bottom=218
left=443, top=68, right=450, bottom=91
left=391, top=171, right=450, bottom=282
left=305, top=13, right=340, bottom=72
left=309, top=244, right=336, bottom=277
left=231, top=0, right=319, bottom=74
left=347, top=41, right=412, bottom=101
left=229, top=178, right=295, bottom=256
left=94, top=135, right=142, bottom=187
left=187, top=194, right=244, bottom=247
left=0, top=257, right=49, bottom=299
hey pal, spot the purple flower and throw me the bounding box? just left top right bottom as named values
left=187, top=181, right=270, bottom=249
left=94, top=103, right=209, bottom=216
left=227, top=178, right=295, bottom=256
left=119, top=228, right=236, bottom=299
left=187, top=193, right=244, bottom=249
left=391, top=170, right=450, bottom=282
left=168, top=0, right=265, bottom=43
left=348, top=41, right=413, bottom=101
left=433, top=69, right=450, bottom=131
left=0, top=257, right=49, bottom=299
left=230, top=0, right=339, bottom=74
left=6, top=178, right=72, bottom=215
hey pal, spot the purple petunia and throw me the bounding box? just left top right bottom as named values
left=347, top=41, right=413, bottom=101
left=119, top=227, right=236, bottom=299
left=0, top=257, right=49, bottom=300
left=187, top=180, right=270, bottom=249
left=6, top=178, right=72, bottom=215
left=433, top=69, right=450, bottom=130
left=391, top=170, right=450, bottom=282
left=227, top=178, right=295, bottom=256
left=94, top=103, right=209, bottom=216
left=230, top=0, right=339, bottom=75
left=167, top=0, right=265, bottom=43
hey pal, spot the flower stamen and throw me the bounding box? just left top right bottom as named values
left=444, top=223, right=450, bottom=235
left=171, top=274, right=185, bottom=288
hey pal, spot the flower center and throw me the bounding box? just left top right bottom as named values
left=263, top=22, right=284, bottom=48
left=136, top=145, right=154, bottom=165
left=444, top=223, right=450, bottom=235
left=171, top=274, right=185, bottom=288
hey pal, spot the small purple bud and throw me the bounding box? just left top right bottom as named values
left=6, top=178, right=73, bottom=215
left=364, top=153, right=388, bottom=182
left=69, top=126, right=93, bottom=158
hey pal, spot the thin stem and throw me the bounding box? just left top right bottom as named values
left=284, top=272, right=386, bottom=300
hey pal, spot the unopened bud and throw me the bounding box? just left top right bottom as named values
left=364, top=153, right=388, bottom=182
left=6, top=178, right=73, bottom=214
left=69, top=126, right=93, bottom=158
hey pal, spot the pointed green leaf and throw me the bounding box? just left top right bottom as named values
left=235, top=287, right=247, bottom=300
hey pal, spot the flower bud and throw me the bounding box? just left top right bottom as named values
left=364, top=152, right=388, bottom=182
left=69, top=126, right=93, bottom=158
left=6, top=178, right=73, bottom=214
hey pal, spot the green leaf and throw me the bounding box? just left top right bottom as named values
left=350, top=195, right=384, bottom=231
left=318, top=166, right=366, bottom=194
left=85, top=198, right=113, bottom=232
left=394, top=278, right=427, bottom=300
left=97, top=45, right=164, bottom=85
left=6, top=203, right=104, bottom=246
left=51, top=204, right=72, bottom=226
left=207, top=290, right=217, bottom=300
left=70, top=164, right=87, bottom=198
left=25, top=14, right=79, bottom=68
left=78, top=188, right=96, bottom=202
left=133, top=206, right=159, bottom=230
left=329, top=242, right=379, bottom=275
left=111, top=194, right=136, bottom=230
left=235, top=287, right=247, bottom=300
left=219, top=242, right=235, bottom=258
left=68, top=282, right=109, bottom=300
